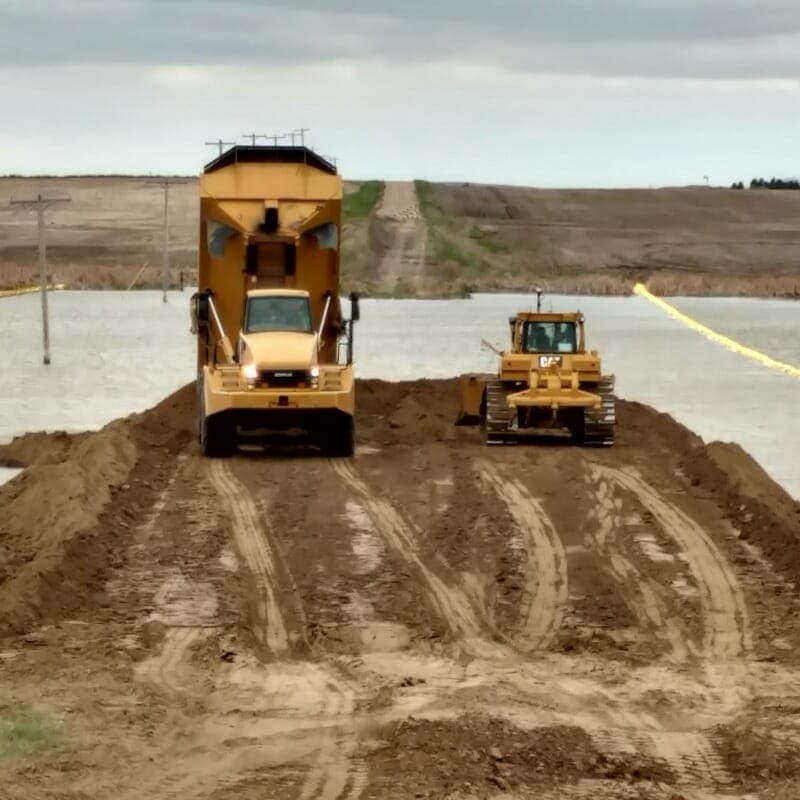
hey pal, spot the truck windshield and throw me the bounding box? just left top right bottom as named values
left=523, top=322, right=577, bottom=353
left=245, top=296, right=312, bottom=333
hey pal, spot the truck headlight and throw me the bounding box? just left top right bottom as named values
left=309, top=366, right=319, bottom=387
left=242, top=363, right=258, bottom=382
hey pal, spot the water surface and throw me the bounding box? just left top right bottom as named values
left=1, top=290, right=797, bottom=497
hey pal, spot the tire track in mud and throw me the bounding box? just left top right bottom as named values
left=584, top=465, right=690, bottom=664
left=476, top=461, right=568, bottom=652
left=118, top=457, right=222, bottom=695
left=127, top=460, right=367, bottom=800
left=602, top=466, right=752, bottom=674
left=211, top=460, right=365, bottom=800
left=208, top=460, right=290, bottom=656
left=332, top=459, right=504, bottom=659
left=592, top=465, right=752, bottom=789
left=298, top=665, right=366, bottom=800
left=136, top=626, right=212, bottom=692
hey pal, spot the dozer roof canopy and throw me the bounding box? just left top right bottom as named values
left=514, top=312, right=583, bottom=323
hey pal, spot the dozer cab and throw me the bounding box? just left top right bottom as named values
left=457, top=298, right=615, bottom=445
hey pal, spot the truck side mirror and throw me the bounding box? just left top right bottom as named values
left=349, top=291, right=360, bottom=322
left=191, top=291, right=210, bottom=332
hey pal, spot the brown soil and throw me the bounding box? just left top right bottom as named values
left=1, top=379, right=800, bottom=799
left=419, top=182, right=800, bottom=298
left=2, top=177, right=798, bottom=297
left=364, top=716, right=673, bottom=798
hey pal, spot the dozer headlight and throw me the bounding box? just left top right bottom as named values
left=308, top=366, right=320, bottom=387
left=242, top=363, right=258, bottom=382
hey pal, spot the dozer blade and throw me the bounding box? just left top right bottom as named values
left=456, top=374, right=487, bottom=426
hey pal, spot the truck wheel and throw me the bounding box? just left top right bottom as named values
left=323, top=417, right=355, bottom=458
left=201, top=414, right=234, bottom=458
left=198, top=373, right=234, bottom=457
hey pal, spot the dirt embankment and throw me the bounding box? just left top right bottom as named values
left=2, top=380, right=800, bottom=799
left=417, top=182, right=800, bottom=298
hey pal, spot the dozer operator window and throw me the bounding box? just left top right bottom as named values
left=523, top=322, right=577, bottom=353
left=245, top=296, right=312, bottom=334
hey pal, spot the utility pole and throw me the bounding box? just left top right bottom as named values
left=264, top=133, right=285, bottom=146
left=286, top=131, right=299, bottom=146
left=243, top=132, right=264, bottom=146
left=294, top=127, right=310, bottom=146
left=149, top=179, right=189, bottom=303
left=9, top=193, right=71, bottom=365
left=205, top=138, right=235, bottom=155
left=161, top=182, right=169, bottom=302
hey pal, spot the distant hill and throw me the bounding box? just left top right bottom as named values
left=1, top=176, right=798, bottom=296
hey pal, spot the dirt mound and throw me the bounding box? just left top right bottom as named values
left=356, top=378, right=462, bottom=444
left=683, top=436, right=800, bottom=588
left=0, top=423, right=137, bottom=633
left=0, top=430, right=88, bottom=468
left=365, top=716, right=672, bottom=797
left=0, top=384, right=194, bottom=634
left=618, top=398, right=800, bottom=583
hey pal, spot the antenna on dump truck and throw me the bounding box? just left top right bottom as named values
left=205, top=139, right=235, bottom=155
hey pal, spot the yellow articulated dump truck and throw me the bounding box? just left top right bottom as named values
left=457, top=295, right=615, bottom=446
left=191, top=145, right=360, bottom=457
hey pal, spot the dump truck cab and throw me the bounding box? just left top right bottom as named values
left=238, top=289, right=318, bottom=386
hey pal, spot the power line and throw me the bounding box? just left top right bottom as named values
left=9, top=193, right=71, bottom=365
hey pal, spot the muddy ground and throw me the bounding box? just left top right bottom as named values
left=2, top=379, right=800, bottom=799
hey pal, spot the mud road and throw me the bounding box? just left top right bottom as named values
left=371, top=181, right=430, bottom=292
left=2, top=380, right=800, bottom=799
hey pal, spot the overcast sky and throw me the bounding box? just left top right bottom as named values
left=1, top=0, right=798, bottom=186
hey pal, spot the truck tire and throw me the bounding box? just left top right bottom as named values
left=198, top=378, right=234, bottom=457
left=201, top=413, right=234, bottom=458
left=323, top=417, right=355, bottom=458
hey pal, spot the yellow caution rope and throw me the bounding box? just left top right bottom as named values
left=633, top=283, right=800, bottom=379
left=0, top=284, right=65, bottom=299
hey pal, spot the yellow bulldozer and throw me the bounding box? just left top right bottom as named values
left=457, top=295, right=615, bottom=445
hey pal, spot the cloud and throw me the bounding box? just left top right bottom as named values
left=148, top=65, right=228, bottom=87
left=1, top=0, right=799, bottom=79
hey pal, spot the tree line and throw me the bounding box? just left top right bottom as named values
left=731, top=177, right=800, bottom=190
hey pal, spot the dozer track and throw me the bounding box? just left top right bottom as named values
left=582, top=376, right=616, bottom=446
left=483, top=379, right=516, bottom=445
